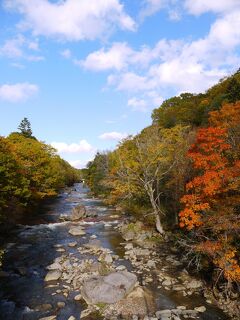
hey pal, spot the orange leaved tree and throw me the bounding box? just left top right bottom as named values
left=179, top=103, right=240, bottom=283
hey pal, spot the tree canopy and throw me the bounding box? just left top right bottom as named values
left=84, top=71, right=240, bottom=286
left=0, top=123, right=80, bottom=220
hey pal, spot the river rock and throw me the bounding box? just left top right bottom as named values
left=156, top=310, right=171, bottom=317
left=71, top=204, right=86, bottom=221
left=44, top=270, right=62, bottom=282
left=68, top=226, right=86, bottom=236
left=162, top=279, right=172, bottom=286
left=81, top=271, right=137, bottom=304
left=194, top=306, right=206, bottom=313
left=186, top=279, right=202, bottom=289
left=74, top=294, right=82, bottom=301
left=104, top=254, right=113, bottom=264
left=134, top=248, right=151, bottom=256
left=47, top=262, right=62, bottom=270
left=147, top=260, right=156, bottom=268
left=80, top=309, right=92, bottom=318
left=35, top=304, right=52, bottom=311
left=84, top=239, right=102, bottom=250
left=172, top=284, right=185, bottom=291
left=125, top=243, right=133, bottom=250
left=57, top=301, right=65, bottom=308
left=108, top=287, right=155, bottom=318
left=116, top=265, right=126, bottom=271
left=122, top=230, right=135, bottom=241
left=68, top=241, right=77, bottom=247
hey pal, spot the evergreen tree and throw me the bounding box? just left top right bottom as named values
left=18, top=117, right=33, bottom=138
left=226, top=78, right=240, bottom=103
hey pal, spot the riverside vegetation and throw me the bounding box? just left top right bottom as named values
left=83, top=70, right=240, bottom=317
left=0, top=117, right=80, bottom=222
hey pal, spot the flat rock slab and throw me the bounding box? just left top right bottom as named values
left=82, top=271, right=137, bottom=304
left=44, top=270, right=62, bottom=282
left=84, top=239, right=102, bottom=250
left=68, top=226, right=86, bottom=236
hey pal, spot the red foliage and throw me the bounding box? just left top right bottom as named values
left=179, top=103, right=240, bottom=283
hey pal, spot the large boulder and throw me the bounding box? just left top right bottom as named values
left=81, top=271, right=137, bottom=304
left=71, top=204, right=86, bottom=221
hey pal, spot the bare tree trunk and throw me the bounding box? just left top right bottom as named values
left=155, top=212, right=164, bottom=234
left=146, top=183, right=165, bottom=235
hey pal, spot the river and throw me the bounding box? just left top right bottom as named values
left=0, top=183, right=229, bottom=320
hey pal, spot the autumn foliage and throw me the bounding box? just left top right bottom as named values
left=0, top=122, right=80, bottom=219
left=179, top=103, right=240, bottom=283
left=85, top=74, right=240, bottom=289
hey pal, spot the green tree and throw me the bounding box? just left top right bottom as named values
left=86, top=152, right=109, bottom=195
left=226, top=78, right=240, bottom=103
left=0, top=137, right=30, bottom=217
left=105, top=125, right=190, bottom=234
left=18, top=117, right=33, bottom=138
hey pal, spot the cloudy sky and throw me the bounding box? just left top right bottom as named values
left=1, top=0, right=240, bottom=168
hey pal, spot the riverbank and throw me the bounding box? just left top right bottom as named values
left=0, top=184, right=233, bottom=319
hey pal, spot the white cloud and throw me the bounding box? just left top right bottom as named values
left=184, top=0, right=240, bottom=15
left=61, top=49, right=72, bottom=59
left=127, top=91, right=163, bottom=112
left=0, top=35, right=25, bottom=58
left=99, top=4, right=240, bottom=96
left=80, top=40, right=182, bottom=72
left=80, top=43, right=132, bottom=71
left=128, top=97, right=148, bottom=112
left=0, top=35, right=44, bottom=61
left=143, top=9, right=240, bottom=93
left=208, top=11, right=240, bottom=49
left=149, top=60, right=226, bottom=93
left=115, top=72, right=152, bottom=92
left=0, top=82, right=38, bottom=102
left=139, top=0, right=181, bottom=21
left=28, top=40, right=39, bottom=51
left=51, top=140, right=94, bottom=153
left=140, top=0, right=166, bottom=19
left=4, top=0, right=136, bottom=41
left=68, top=159, right=89, bottom=169
left=139, top=1, right=240, bottom=20
left=169, top=9, right=181, bottom=21
left=147, top=91, right=164, bottom=106
left=99, top=132, right=128, bottom=141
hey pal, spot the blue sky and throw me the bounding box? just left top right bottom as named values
left=1, top=0, right=240, bottom=168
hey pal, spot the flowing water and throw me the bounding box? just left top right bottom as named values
left=0, top=183, right=229, bottom=320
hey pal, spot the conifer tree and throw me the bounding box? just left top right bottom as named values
left=18, top=117, right=33, bottom=138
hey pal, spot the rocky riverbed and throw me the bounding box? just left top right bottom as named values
left=0, top=184, right=231, bottom=320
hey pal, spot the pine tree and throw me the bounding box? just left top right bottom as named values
left=18, top=117, right=33, bottom=138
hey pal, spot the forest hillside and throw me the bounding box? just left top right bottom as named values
left=83, top=70, right=240, bottom=287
